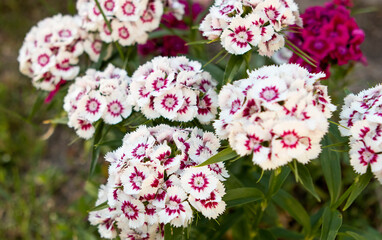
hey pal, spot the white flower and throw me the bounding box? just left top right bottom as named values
left=63, top=64, right=133, bottom=139
left=199, top=0, right=301, bottom=56
left=215, top=64, right=335, bottom=169
left=18, top=14, right=88, bottom=91
left=90, top=125, right=227, bottom=238
left=181, top=167, right=218, bottom=200
left=220, top=16, right=260, bottom=55
left=131, top=56, right=219, bottom=123
left=116, top=193, right=146, bottom=229
left=77, top=0, right=177, bottom=46
left=339, top=84, right=382, bottom=182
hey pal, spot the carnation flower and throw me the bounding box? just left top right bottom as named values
left=288, top=0, right=366, bottom=77
left=64, top=64, right=133, bottom=139
left=76, top=0, right=186, bottom=46
left=130, top=56, right=218, bottom=123
left=89, top=125, right=228, bottom=239
left=339, top=84, right=382, bottom=182
left=214, top=64, right=336, bottom=170
left=199, top=0, right=302, bottom=56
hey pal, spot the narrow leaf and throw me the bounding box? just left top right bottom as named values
left=256, top=229, right=276, bottom=240
left=223, top=187, right=264, bottom=208
left=268, top=228, right=304, bottom=240
left=320, top=207, right=342, bottom=240
left=223, top=54, right=245, bottom=86
left=343, top=170, right=373, bottom=211
left=272, top=190, right=311, bottom=235
left=28, top=91, right=46, bottom=120
left=89, top=122, right=104, bottom=177
left=267, top=166, right=291, bottom=198
left=321, top=137, right=342, bottom=206
left=88, top=201, right=108, bottom=212
left=344, top=231, right=367, bottom=240
left=197, top=146, right=238, bottom=167
left=293, top=162, right=320, bottom=201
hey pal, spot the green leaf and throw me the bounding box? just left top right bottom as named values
left=88, top=201, right=108, bottom=212
left=197, top=146, right=239, bottom=167
left=272, top=190, right=311, bottom=235
left=292, top=161, right=320, bottom=201
left=89, top=122, right=104, bottom=178
left=268, top=227, right=304, bottom=240
left=223, top=54, right=245, bottom=86
left=321, top=137, right=342, bottom=206
left=256, top=229, right=276, bottom=240
left=211, top=209, right=244, bottom=240
left=123, top=111, right=148, bottom=127
left=28, top=91, right=46, bottom=121
left=344, top=231, right=367, bottom=240
left=223, top=187, right=264, bottom=208
left=93, top=43, right=109, bottom=70
left=343, top=170, right=373, bottom=211
left=320, top=207, right=342, bottom=240
left=267, top=166, right=291, bottom=198
left=164, top=225, right=184, bottom=240
left=43, top=116, right=68, bottom=125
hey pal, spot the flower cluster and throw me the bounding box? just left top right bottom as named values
left=18, top=14, right=87, bottom=91
left=89, top=125, right=228, bottom=239
left=214, top=64, right=336, bottom=170
left=130, top=56, right=218, bottom=123
left=339, top=85, right=382, bottom=182
left=138, top=0, right=203, bottom=56
left=76, top=0, right=185, bottom=46
left=64, top=64, right=132, bottom=139
left=288, top=0, right=366, bottom=77
left=199, top=0, right=302, bottom=56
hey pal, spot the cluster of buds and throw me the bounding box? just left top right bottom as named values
left=64, top=64, right=133, bottom=139
left=89, top=125, right=228, bottom=239
left=200, top=0, right=302, bottom=56
left=339, top=85, right=382, bottom=182
left=130, top=56, right=218, bottom=123
left=214, top=64, right=336, bottom=169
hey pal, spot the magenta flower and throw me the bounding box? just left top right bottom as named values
left=288, top=0, right=366, bottom=78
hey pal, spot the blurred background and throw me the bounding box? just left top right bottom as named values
left=0, top=0, right=381, bottom=239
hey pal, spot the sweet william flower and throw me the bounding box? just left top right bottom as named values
left=89, top=125, right=228, bottom=238
left=214, top=64, right=335, bottom=170
left=200, top=0, right=302, bottom=56
left=339, top=85, right=382, bottom=182
left=64, top=64, right=133, bottom=139
left=130, top=56, right=218, bottom=123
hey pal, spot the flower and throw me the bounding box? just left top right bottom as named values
left=288, top=0, right=366, bottom=77
left=138, top=0, right=203, bottom=56
left=18, top=14, right=86, bottom=91
left=214, top=64, right=336, bottom=170
left=89, top=125, right=228, bottom=238
left=76, top=0, right=186, bottom=46
left=130, top=56, right=218, bottom=123
left=199, top=0, right=302, bottom=56
left=64, top=64, right=133, bottom=139
left=339, top=85, right=382, bottom=181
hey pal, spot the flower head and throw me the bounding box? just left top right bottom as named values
left=214, top=64, right=336, bottom=170
left=89, top=125, right=228, bottom=238
left=130, top=56, right=218, bottom=123
left=339, top=85, right=382, bottom=181
left=64, top=64, right=133, bottom=139
left=200, top=0, right=302, bottom=56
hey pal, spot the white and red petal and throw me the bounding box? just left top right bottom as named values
left=181, top=167, right=218, bottom=199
